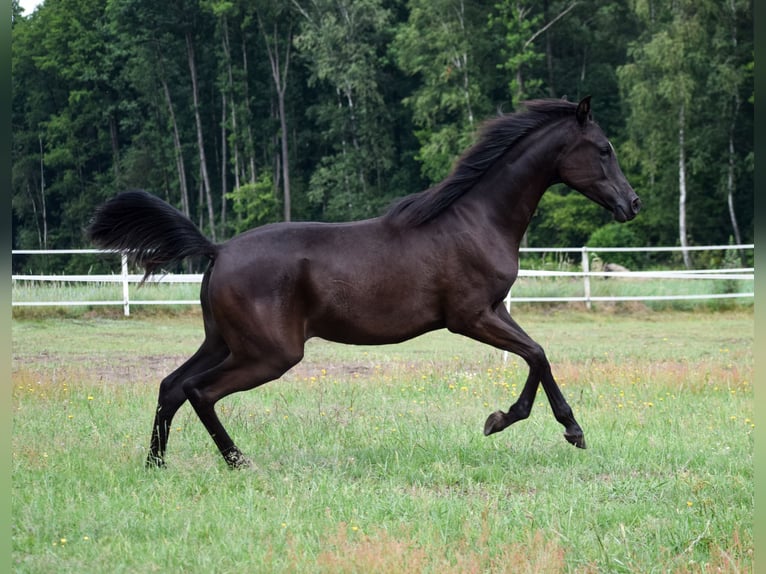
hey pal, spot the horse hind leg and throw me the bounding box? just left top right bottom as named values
left=146, top=336, right=229, bottom=468
left=182, top=349, right=303, bottom=469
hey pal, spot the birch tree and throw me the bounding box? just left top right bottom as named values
left=618, top=3, right=702, bottom=266
left=256, top=1, right=295, bottom=222
left=294, top=0, right=396, bottom=220
left=618, top=0, right=752, bottom=265
left=391, top=0, right=492, bottom=183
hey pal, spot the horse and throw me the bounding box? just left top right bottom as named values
left=87, top=97, right=640, bottom=469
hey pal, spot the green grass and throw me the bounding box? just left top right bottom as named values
left=12, top=309, right=753, bottom=572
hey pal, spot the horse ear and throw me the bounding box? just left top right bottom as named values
left=576, top=96, right=592, bottom=126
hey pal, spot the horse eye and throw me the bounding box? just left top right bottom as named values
left=599, top=146, right=612, bottom=158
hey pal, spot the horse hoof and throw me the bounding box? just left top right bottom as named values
left=231, top=456, right=252, bottom=469
left=564, top=432, right=587, bottom=449
left=484, top=411, right=507, bottom=436
left=224, top=448, right=252, bottom=469
left=145, top=455, right=166, bottom=469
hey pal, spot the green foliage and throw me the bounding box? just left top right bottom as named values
left=294, top=0, right=399, bottom=220
left=587, top=222, right=643, bottom=269
left=717, top=242, right=744, bottom=297
left=617, top=0, right=753, bottom=248
left=225, top=172, right=278, bottom=234
left=391, top=0, right=494, bottom=184
left=530, top=187, right=608, bottom=247
left=11, top=0, right=753, bottom=258
left=490, top=0, right=545, bottom=106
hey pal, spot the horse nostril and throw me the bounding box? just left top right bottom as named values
left=631, top=197, right=642, bottom=214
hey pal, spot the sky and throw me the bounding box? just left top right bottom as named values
left=18, top=0, right=42, bottom=15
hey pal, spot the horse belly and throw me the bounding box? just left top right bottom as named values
left=305, top=279, right=443, bottom=345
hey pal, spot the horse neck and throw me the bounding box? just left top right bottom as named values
left=453, top=121, right=569, bottom=246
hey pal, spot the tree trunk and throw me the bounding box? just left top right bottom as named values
left=453, top=1, right=474, bottom=127
left=544, top=0, right=555, bottom=96
left=277, top=86, right=291, bottom=221
left=109, top=113, right=121, bottom=185
left=39, top=135, right=47, bottom=249
left=186, top=31, right=216, bottom=240
left=522, top=0, right=578, bottom=102
left=343, top=85, right=367, bottom=195
left=221, top=16, right=240, bottom=195
left=198, top=168, right=204, bottom=229
left=259, top=17, right=292, bottom=222
left=221, top=16, right=240, bottom=235
left=725, top=1, right=743, bottom=259
left=515, top=68, right=525, bottom=106
left=678, top=103, right=691, bottom=268
left=25, top=183, right=42, bottom=248
left=160, top=75, right=190, bottom=218
left=241, top=36, right=257, bottom=185
left=727, top=110, right=743, bottom=248
left=220, top=92, right=228, bottom=237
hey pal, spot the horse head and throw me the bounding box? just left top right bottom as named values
left=557, top=96, right=641, bottom=223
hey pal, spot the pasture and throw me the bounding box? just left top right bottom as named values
left=12, top=308, right=752, bottom=572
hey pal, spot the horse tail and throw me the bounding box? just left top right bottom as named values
left=86, top=190, right=218, bottom=281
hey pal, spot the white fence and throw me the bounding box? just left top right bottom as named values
left=505, top=244, right=754, bottom=310
left=11, top=245, right=754, bottom=316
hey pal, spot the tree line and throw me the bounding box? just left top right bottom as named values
left=11, top=0, right=753, bottom=273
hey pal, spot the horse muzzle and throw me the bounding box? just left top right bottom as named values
left=614, top=195, right=641, bottom=222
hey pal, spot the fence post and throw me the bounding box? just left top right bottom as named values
left=121, top=253, right=130, bottom=316
left=582, top=246, right=591, bottom=310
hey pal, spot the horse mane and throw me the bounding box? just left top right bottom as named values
left=383, top=99, right=579, bottom=227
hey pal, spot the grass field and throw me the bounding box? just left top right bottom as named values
left=12, top=308, right=753, bottom=573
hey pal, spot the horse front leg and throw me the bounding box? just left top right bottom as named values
left=457, top=304, right=586, bottom=449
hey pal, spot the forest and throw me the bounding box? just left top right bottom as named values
left=11, top=0, right=753, bottom=273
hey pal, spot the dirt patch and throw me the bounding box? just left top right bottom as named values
left=12, top=353, right=186, bottom=386
left=288, top=362, right=375, bottom=380
left=11, top=352, right=424, bottom=387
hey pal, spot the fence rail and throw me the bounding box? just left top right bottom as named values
left=12, top=245, right=754, bottom=316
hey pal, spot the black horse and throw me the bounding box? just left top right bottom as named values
left=88, top=97, right=640, bottom=468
